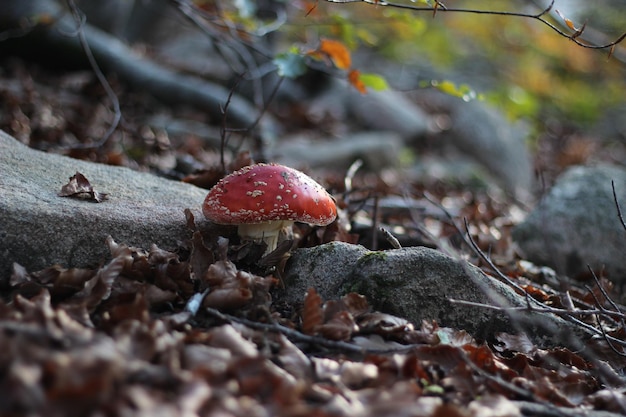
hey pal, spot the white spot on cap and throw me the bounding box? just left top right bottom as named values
left=246, top=190, right=264, bottom=198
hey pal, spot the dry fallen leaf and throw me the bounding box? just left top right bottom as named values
left=348, top=69, right=367, bottom=94
left=200, top=259, right=274, bottom=311
left=316, top=38, right=352, bottom=70
left=59, top=171, right=108, bottom=202
left=302, top=287, right=323, bottom=335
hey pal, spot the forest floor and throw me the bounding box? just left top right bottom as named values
left=2, top=56, right=626, bottom=417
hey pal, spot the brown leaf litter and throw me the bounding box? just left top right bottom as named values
left=2, top=230, right=626, bottom=416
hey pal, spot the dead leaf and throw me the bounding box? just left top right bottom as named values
left=308, top=38, right=352, bottom=70
left=341, top=292, right=370, bottom=316
left=302, top=288, right=323, bottom=335
left=357, top=312, right=414, bottom=336
left=202, top=287, right=252, bottom=310
left=208, top=324, right=258, bottom=358
left=348, top=69, right=367, bottom=94
left=189, top=231, right=214, bottom=281
left=58, top=172, right=108, bottom=202
left=317, top=310, right=358, bottom=341
left=339, top=360, right=378, bottom=389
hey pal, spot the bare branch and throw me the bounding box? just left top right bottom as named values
left=324, top=0, right=626, bottom=51
left=203, top=306, right=415, bottom=355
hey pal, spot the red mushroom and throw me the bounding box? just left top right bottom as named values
left=203, top=163, right=337, bottom=253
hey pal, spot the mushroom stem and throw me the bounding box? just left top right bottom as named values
left=237, top=220, right=295, bottom=254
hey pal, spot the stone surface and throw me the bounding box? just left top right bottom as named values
left=271, top=131, right=402, bottom=172
left=0, top=130, right=206, bottom=277
left=513, top=164, right=626, bottom=282
left=318, top=82, right=533, bottom=198
left=280, top=242, right=591, bottom=348
left=441, top=99, right=534, bottom=199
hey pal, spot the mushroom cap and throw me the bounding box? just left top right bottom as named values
left=203, top=163, right=337, bottom=226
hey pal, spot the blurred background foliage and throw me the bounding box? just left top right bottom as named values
left=224, top=0, right=625, bottom=142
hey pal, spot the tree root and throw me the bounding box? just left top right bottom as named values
left=0, top=0, right=278, bottom=144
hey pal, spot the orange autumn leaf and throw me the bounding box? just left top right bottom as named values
left=319, top=39, right=351, bottom=70
left=348, top=69, right=367, bottom=94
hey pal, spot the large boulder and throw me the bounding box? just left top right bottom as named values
left=280, top=241, right=591, bottom=349
left=0, top=130, right=206, bottom=277
left=513, top=164, right=626, bottom=283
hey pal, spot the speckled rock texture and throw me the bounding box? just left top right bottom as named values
left=0, top=130, right=206, bottom=277
left=280, top=242, right=592, bottom=349
left=513, top=164, right=626, bottom=283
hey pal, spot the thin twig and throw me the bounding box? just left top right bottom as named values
left=170, top=0, right=269, bottom=105
left=595, top=313, right=626, bottom=357
left=584, top=285, right=621, bottom=328
left=448, top=298, right=625, bottom=320
left=589, top=266, right=625, bottom=318
left=219, top=75, right=245, bottom=173
left=418, top=191, right=464, bottom=258
left=62, top=0, right=121, bottom=150
left=449, top=297, right=626, bottom=348
left=462, top=217, right=626, bottom=347
left=241, top=76, right=284, bottom=162
left=612, top=180, right=626, bottom=232
left=203, top=306, right=416, bottom=354
left=325, top=0, right=626, bottom=50
left=371, top=194, right=380, bottom=250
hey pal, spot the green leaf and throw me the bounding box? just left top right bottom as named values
left=358, top=73, right=389, bottom=91
left=274, top=49, right=307, bottom=79
left=424, top=80, right=481, bottom=102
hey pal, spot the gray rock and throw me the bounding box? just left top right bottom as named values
left=306, top=76, right=533, bottom=198
left=280, top=242, right=591, bottom=348
left=513, top=164, right=626, bottom=282
left=441, top=99, right=534, bottom=199
left=271, top=131, right=402, bottom=172
left=0, top=130, right=206, bottom=277
left=306, top=80, right=431, bottom=143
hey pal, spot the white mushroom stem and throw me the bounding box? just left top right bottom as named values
left=237, top=220, right=295, bottom=254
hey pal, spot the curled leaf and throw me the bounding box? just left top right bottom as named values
left=348, top=69, right=367, bottom=94
left=310, top=38, right=352, bottom=70
left=59, top=172, right=108, bottom=203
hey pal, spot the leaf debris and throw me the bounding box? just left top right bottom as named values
left=58, top=171, right=108, bottom=202
left=3, top=230, right=626, bottom=416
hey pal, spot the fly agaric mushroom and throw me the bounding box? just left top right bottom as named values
left=203, top=163, right=337, bottom=253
